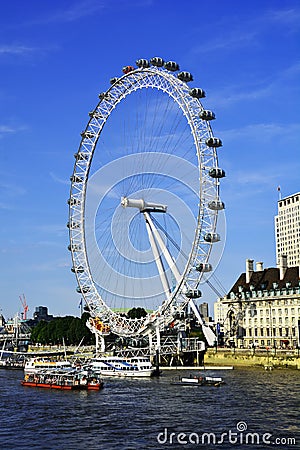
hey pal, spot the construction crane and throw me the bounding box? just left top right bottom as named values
left=19, top=294, right=29, bottom=320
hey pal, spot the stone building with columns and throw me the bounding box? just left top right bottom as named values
left=214, top=257, right=300, bottom=349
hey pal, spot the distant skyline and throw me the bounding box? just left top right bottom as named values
left=0, top=0, right=299, bottom=319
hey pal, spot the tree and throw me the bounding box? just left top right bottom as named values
left=127, top=307, right=147, bottom=319
left=30, top=315, right=95, bottom=345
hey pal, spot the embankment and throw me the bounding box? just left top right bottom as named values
left=205, top=348, right=300, bottom=369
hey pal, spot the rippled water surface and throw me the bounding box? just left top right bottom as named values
left=1, top=367, right=299, bottom=449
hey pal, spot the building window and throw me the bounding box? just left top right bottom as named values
left=285, top=328, right=289, bottom=337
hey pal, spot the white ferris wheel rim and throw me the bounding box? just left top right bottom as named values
left=68, top=60, right=223, bottom=336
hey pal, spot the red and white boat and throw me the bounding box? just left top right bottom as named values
left=21, top=369, right=104, bottom=391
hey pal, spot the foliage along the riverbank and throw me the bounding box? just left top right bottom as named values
left=30, top=313, right=95, bottom=346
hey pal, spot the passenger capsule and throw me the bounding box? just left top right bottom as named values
left=136, top=59, right=150, bottom=68
left=122, top=66, right=135, bottom=74
left=205, top=137, right=222, bottom=148
left=76, top=285, right=90, bottom=294
left=80, top=131, right=95, bottom=139
left=68, top=244, right=81, bottom=252
left=177, top=71, right=193, bottom=82
left=196, top=263, right=213, bottom=272
left=204, top=233, right=220, bottom=243
left=209, top=168, right=226, bottom=178
left=110, top=77, right=119, bottom=85
left=189, top=88, right=206, bottom=98
left=185, top=289, right=202, bottom=299
left=70, top=175, right=83, bottom=183
left=89, top=110, right=103, bottom=119
left=68, top=197, right=80, bottom=206
left=67, top=221, right=80, bottom=229
left=74, top=152, right=88, bottom=161
left=199, top=110, right=215, bottom=121
left=150, top=57, right=164, bottom=67
left=71, top=266, right=84, bottom=273
left=164, top=61, right=179, bottom=71
left=98, top=92, right=109, bottom=100
left=208, top=200, right=225, bottom=210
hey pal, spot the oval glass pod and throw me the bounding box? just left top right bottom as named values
left=71, top=266, right=84, bottom=273
left=189, top=88, right=206, bottom=98
left=164, top=61, right=179, bottom=71
left=136, top=58, right=150, bottom=68
left=200, top=110, right=215, bottom=121
left=150, top=56, right=164, bottom=67
left=204, top=233, right=220, bottom=243
left=205, top=137, right=222, bottom=148
left=208, top=168, right=225, bottom=178
left=177, top=71, right=193, bottom=82
left=76, top=285, right=90, bottom=294
left=195, top=263, right=212, bottom=272
left=110, top=77, right=119, bottom=85
left=68, top=197, right=80, bottom=206
left=70, top=175, right=83, bottom=183
left=80, top=131, right=95, bottom=139
left=208, top=200, right=225, bottom=210
left=185, top=289, right=202, bottom=299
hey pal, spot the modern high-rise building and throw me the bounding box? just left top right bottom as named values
left=275, top=191, right=300, bottom=267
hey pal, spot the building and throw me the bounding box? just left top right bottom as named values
left=33, top=306, right=53, bottom=322
left=214, top=259, right=300, bottom=349
left=275, top=191, right=300, bottom=267
left=199, top=302, right=209, bottom=322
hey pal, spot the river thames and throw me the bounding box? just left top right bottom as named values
left=0, top=367, right=299, bottom=449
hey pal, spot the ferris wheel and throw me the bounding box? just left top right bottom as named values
left=68, top=57, right=225, bottom=340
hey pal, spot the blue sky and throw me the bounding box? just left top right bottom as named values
left=0, top=0, right=299, bottom=320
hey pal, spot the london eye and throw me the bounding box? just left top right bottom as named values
left=68, top=57, right=225, bottom=344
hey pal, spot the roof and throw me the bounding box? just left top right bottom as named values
left=227, top=266, right=300, bottom=297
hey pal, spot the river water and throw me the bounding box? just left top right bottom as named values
left=0, top=367, right=299, bottom=449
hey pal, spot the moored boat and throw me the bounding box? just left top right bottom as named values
left=24, top=357, right=72, bottom=374
left=87, top=356, right=157, bottom=378
left=171, top=375, right=225, bottom=386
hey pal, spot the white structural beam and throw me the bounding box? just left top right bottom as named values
left=189, top=299, right=217, bottom=346
left=144, top=211, right=182, bottom=285
left=144, top=213, right=171, bottom=297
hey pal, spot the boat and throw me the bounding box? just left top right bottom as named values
left=0, top=357, right=25, bottom=370
left=21, top=369, right=104, bottom=390
left=171, top=375, right=225, bottom=387
left=24, top=357, right=72, bottom=374
left=86, top=356, right=157, bottom=378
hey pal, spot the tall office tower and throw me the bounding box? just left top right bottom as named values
left=275, top=191, right=300, bottom=267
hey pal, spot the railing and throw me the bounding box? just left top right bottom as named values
left=209, top=347, right=300, bottom=357
left=111, top=337, right=205, bottom=357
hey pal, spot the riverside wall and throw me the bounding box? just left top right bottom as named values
left=204, top=348, right=300, bottom=369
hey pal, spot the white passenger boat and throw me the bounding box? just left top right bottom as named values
left=24, top=357, right=72, bottom=374
left=87, top=356, right=157, bottom=378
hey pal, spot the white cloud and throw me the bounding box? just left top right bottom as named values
left=0, top=44, right=36, bottom=56
left=49, top=172, right=69, bottom=186
left=221, top=122, right=300, bottom=143
left=0, top=123, right=28, bottom=138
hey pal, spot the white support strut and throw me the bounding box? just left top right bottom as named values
left=143, top=211, right=182, bottom=285
left=144, top=213, right=171, bottom=297
left=189, top=299, right=217, bottom=346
